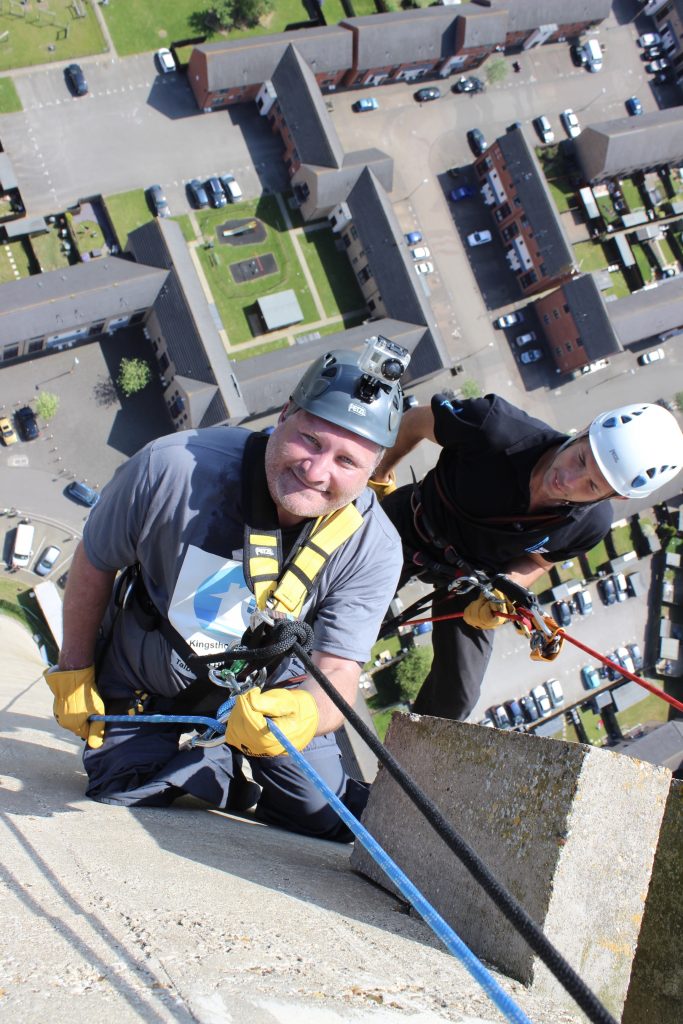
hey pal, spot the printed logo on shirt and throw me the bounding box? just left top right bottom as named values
left=525, top=536, right=550, bottom=554
left=168, top=546, right=256, bottom=655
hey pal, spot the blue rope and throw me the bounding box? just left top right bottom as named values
left=265, top=717, right=534, bottom=1024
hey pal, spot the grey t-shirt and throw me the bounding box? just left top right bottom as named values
left=84, top=426, right=402, bottom=698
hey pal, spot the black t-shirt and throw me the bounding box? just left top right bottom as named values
left=388, top=394, right=612, bottom=574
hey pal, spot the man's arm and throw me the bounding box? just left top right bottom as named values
left=301, top=651, right=360, bottom=734
left=502, top=553, right=553, bottom=590
left=59, top=541, right=117, bottom=671
left=373, top=406, right=438, bottom=482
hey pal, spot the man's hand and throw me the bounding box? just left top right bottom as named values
left=368, top=470, right=396, bottom=500
left=43, top=666, right=105, bottom=748
left=225, top=688, right=318, bottom=758
left=463, top=591, right=515, bottom=630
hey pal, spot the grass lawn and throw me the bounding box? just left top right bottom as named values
left=605, top=269, right=630, bottom=298
left=596, top=196, right=618, bottom=224
left=352, top=0, right=379, bottom=14
left=547, top=179, right=575, bottom=214
left=195, top=194, right=317, bottom=345
left=0, top=239, right=32, bottom=282
left=105, top=190, right=155, bottom=247
left=67, top=213, right=106, bottom=254
left=32, top=229, right=71, bottom=272
left=0, top=581, right=59, bottom=662
left=631, top=242, right=654, bottom=284
left=298, top=227, right=365, bottom=318
left=659, top=237, right=677, bottom=265
left=294, top=313, right=367, bottom=343
left=584, top=538, right=609, bottom=575
left=229, top=338, right=289, bottom=361
left=371, top=705, right=408, bottom=743
left=573, top=240, right=609, bottom=273
left=621, top=179, right=643, bottom=211
left=611, top=524, right=634, bottom=557
left=0, top=76, right=21, bottom=113
left=0, top=1, right=106, bottom=73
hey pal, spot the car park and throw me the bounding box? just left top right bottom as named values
left=15, top=406, right=39, bottom=441
left=638, top=32, right=661, bottom=48
left=575, top=589, right=593, bottom=615
left=66, top=480, right=101, bottom=508
left=534, top=115, right=555, bottom=144
left=415, top=261, right=434, bottom=275
left=219, top=174, right=243, bottom=202
left=410, top=246, right=431, bottom=260
left=65, top=63, right=88, bottom=96
left=205, top=177, right=227, bottom=208
left=598, top=576, right=617, bottom=605
left=156, top=48, right=176, bottom=74
left=467, top=128, right=487, bottom=155
left=544, top=678, right=565, bottom=708
left=405, top=231, right=422, bottom=245
left=414, top=86, right=441, bottom=102
left=489, top=705, right=511, bottom=729
left=495, top=311, right=524, bottom=329
left=646, top=59, right=670, bottom=73
left=531, top=685, right=552, bottom=717
left=638, top=347, right=666, bottom=365
left=581, top=665, right=600, bottom=690
left=0, top=416, right=17, bottom=445
left=467, top=230, right=491, bottom=247
left=146, top=184, right=170, bottom=218
left=560, top=109, right=581, bottom=138
left=353, top=97, right=379, bottom=112
left=520, top=695, right=539, bottom=722
left=35, top=545, right=61, bottom=577
left=627, top=642, right=643, bottom=672
left=450, top=185, right=475, bottom=201
left=515, top=331, right=536, bottom=347
left=552, top=600, right=572, bottom=627
left=187, top=179, right=209, bottom=209
left=626, top=96, right=643, bottom=116
left=570, top=43, right=588, bottom=67
left=613, top=573, right=628, bottom=602
left=520, top=349, right=543, bottom=364
left=504, top=699, right=525, bottom=727
left=452, top=76, right=484, bottom=94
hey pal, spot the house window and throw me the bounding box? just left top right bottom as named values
left=89, top=321, right=105, bottom=336
left=565, top=342, right=573, bottom=351
left=3, top=345, right=19, bottom=361
left=563, top=303, right=570, bottom=313
left=368, top=299, right=376, bottom=311
left=350, top=225, right=358, bottom=240
left=158, top=353, right=170, bottom=373
left=28, top=338, right=43, bottom=354
left=553, top=309, right=560, bottom=319
left=555, top=347, right=562, bottom=355
left=543, top=314, right=550, bottom=324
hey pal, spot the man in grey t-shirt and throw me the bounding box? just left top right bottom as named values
left=45, top=344, right=407, bottom=840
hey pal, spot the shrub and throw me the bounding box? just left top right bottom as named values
left=117, top=357, right=151, bottom=397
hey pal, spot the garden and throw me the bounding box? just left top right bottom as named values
left=0, top=0, right=105, bottom=74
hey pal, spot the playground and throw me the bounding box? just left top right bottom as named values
left=216, top=217, right=265, bottom=246
left=0, top=0, right=104, bottom=72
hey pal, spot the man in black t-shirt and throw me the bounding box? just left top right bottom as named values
left=371, top=395, right=683, bottom=720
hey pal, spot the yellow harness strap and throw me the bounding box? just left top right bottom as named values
left=247, top=504, right=363, bottom=617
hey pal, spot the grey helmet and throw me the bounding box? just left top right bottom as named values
left=290, top=338, right=410, bottom=448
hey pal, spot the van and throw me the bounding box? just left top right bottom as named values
left=11, top=522, right=35, bottom=569
left=614, top=572, right=628, bottom=601
left=583, top=38, right=603, bottom=72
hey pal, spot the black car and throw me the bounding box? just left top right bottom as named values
left=520, top=695, right=539, bottom=722
left=570, top=43, right=587, bottom=68
left=65, top=63, right=88, bottom=97
left=205, top=177, right=227, bottom=208
left=15, top=406, right=39, bottom=441
left=504, top=699, right=524, bottom=727
left=452, top=76, right=484, bottom=94
left=187, top=179, right=209, bottom=209
left=414, top=86, right=441, bottom=102
left=598, top=576, right=617, bottom=606
left=146, top=184, right=170, bottom=218
left=467, top=128, right=487, bottom=156
left=489, top=705, right=511, bottom=730
left=552, top=600, right=572, bottom=628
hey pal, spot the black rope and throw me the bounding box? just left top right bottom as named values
left=293, top=641, right=617, bottom=1024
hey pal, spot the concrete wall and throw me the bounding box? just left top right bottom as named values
left=351, top=715, right=671, bottom=1019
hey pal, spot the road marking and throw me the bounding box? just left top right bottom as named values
left=8, top=455, right=29, bottom=467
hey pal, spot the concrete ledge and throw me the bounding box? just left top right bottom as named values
left=351, top=714, right=671, bottom=1019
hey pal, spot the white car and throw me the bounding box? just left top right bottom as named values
left=531, top=685, right=552, bottom=717
left=414, top=261, right=434, bottom=275
left=410, top=246, right=431, bottom=260
left=544, top=678, right=565, bottom=707
left=156, top=48, right=176, bottom=74
left=35, top=545, right=61, bottom=577
left=495, top=311, right=524, bottom=329
left=515, top=331, right=536, bottom=347
left=638, top=32, right=661, bottom=48
left=561, top=109, right=581, bottom=139
left=467, top=230, right=492, bottom=247
left=638, top=347, right=666, bottom=365
left=534, top=115, right=555, bottom=144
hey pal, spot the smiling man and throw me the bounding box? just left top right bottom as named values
left=44, top=342, right=407, bottom=839
left=371, top=394, right=683, bottom=721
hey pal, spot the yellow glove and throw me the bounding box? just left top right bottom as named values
left=43, top=666, right=105, bottom=749
left=368, top=471, right=396, bottom=500
left=225, top=688, right=319, bottom=758
left=462, top=591, right=515, bottom=630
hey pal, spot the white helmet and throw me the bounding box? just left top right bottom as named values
left=589, top=404, right=683, bottom=498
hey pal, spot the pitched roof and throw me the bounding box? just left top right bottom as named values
left=500, top=0, right=611, bottom=32
left=561, top=274, right=621, bottom=358
left=342, top=8, right=459, bottom=67
left=574, top=108, right=683, bottom=181
left=607, top=275, right=683, bottom=346
left=272, top=45, right=344, bottom=169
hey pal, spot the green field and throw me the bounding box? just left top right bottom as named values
left=0, top=1, right=106, bottom=72
left=0, top=76, right=21, bottom=112
left=298, top=227, right=365, bottom=318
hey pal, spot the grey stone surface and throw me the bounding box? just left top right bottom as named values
left=352, top=715, right=672, bottom=1020
left=622, top=779, right=683, bottom=1024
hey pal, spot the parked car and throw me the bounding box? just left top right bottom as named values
left=353, top=97, right=379, bottom=112
left=0, top=416, right=17, bottom=445
left=638, top=32, right=662, bottom=48
left=495, top=311, right=524, bottom=329
left=146, top=184, right=170, bottom=218
left=65, top=63, right=88, bottom=97
left=646, top=59, right=670, bottom=73
left=616, top=645, right=635, bottom=676
left=560, top=109, right=581, bottom=138
left=414, top=261, right=434, bottom=275
left=155, top=48, right=176, bottom=74
left=627, top=642, right=644, bottom=672
left=598, top=576, right=617, bottom=605
left=515, top=331, right=536, bottom=347
left=467, top=128, right=487, bottom=155
left=489, top=705, right=511, bottom=729
left=626, top=96, right=643, bottom=116
left=581, top=665, right=600, bottom=690
left=219, top=174, right=243, bottom=202
left=15, top=406, right=39, bottom=441
left=414, top=86, right=441, bottom=102
left=504, top=699, right=525, bottom=727
left=531, top=684, right=552, bottom=717
left=643, top=45, right=663, bottom=60
left=450, top=185, right=475, bottom=201
left=452, top=76, right=484, bottom=94
left=66, top=480, right=101, bottom=508
left=638, top=347, right=666, bottom=365
left=520, top=695, right=540, bottom=722
left=405, top=231, right=422, bottom=245
left=520, top=349, right=544, bottom=364
left=534, top=115, right=555, bottom=144
left=410, top=246, right=431, bottom=260
left=544, top=678, right=565, bottom=708
left=467, top=230, right=492, bottom=247
left=570, top=43, right=588, bottom=68
left=187, top=179, right=209, bottom=209
left=575, top=589, right=593, bottom=615
left=35, top=545, right=61, bottom=577
left=613, top=572, right=628, bottom=602
left=552, top=600, right=572, bottom=627
left=57, top=571, right=69, bottom=589
left=205, top=176, right=227, bottom=208
left=479, top=714, right=494, bottom=728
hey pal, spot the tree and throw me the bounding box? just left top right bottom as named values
left=117, top=358, right=151, bottom=397
left=460, top=378, right=482, bottom=399
left=208, top=0, right=273, bottom=30
left=486, top=57, right=508, bottom=85
left=373, top=646, right=434, bottom=705
left=35, top=391, right=59, bottom=422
